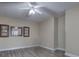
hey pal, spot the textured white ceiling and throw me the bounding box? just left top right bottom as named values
left=0, top=2, right=79, bottom=22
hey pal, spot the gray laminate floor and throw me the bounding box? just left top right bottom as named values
left=0, top=47, right=65, bottom=57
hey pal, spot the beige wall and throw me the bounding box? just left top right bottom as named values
left=65, top=6, right=79, bottom=56
left=58, top=15, right=65, bottom=49
left=39, top=16, right=54, bottom=49
left=0, top=16, right=39, bottom=50
left=0, top=14, right=65, bottom=52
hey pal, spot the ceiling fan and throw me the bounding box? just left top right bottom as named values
left=21, top=2, right=43, bottom=15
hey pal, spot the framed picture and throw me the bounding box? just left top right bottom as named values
left=23, top=27, right=30, bottom=37
left=0, top=24, right=9, bottom=37
left=10, top=26, right=22, bottom=36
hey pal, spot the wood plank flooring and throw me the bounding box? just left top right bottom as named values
left=0, top=47, right=65, bottom=57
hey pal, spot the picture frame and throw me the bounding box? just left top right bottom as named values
left=23, top=27, right=30, bottom=37
left=0, top=24, right=9, bottom=37
left=10, top=26, right=22, bottom=36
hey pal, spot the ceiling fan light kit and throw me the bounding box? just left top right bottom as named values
left=20, top=2, right=42, bottom=16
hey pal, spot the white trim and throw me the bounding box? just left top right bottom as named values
left=65, top=52, right=79, bottom=57
left=0, top=45, right=39, bottom=52
left=55, top=48, right=65, bottom=51
left=40, top=46, right=55, bottom=51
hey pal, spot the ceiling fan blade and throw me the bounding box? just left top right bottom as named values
left=34, top=9, right=42, bottom=14
left=34, top=5, right=43, bottom=8
left=30, top=2, right=38, bottom=6
left=19, top=7, right=30, bottom=10
left=28, top=2, right=42, bottom=7
left=27, top=3, right=33, bottom=7
left=40, top=7, right=57, bottom=16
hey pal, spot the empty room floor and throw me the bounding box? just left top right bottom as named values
left=0, top=47, right=65, bottom=57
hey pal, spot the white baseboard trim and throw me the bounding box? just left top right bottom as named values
left=0, top=45, right=39, bottom=52
left=40, top=46, right=55, bottom=51
left=55, top=48, right=65, bottom=51
left=65, top=52, right=79, bottom=57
